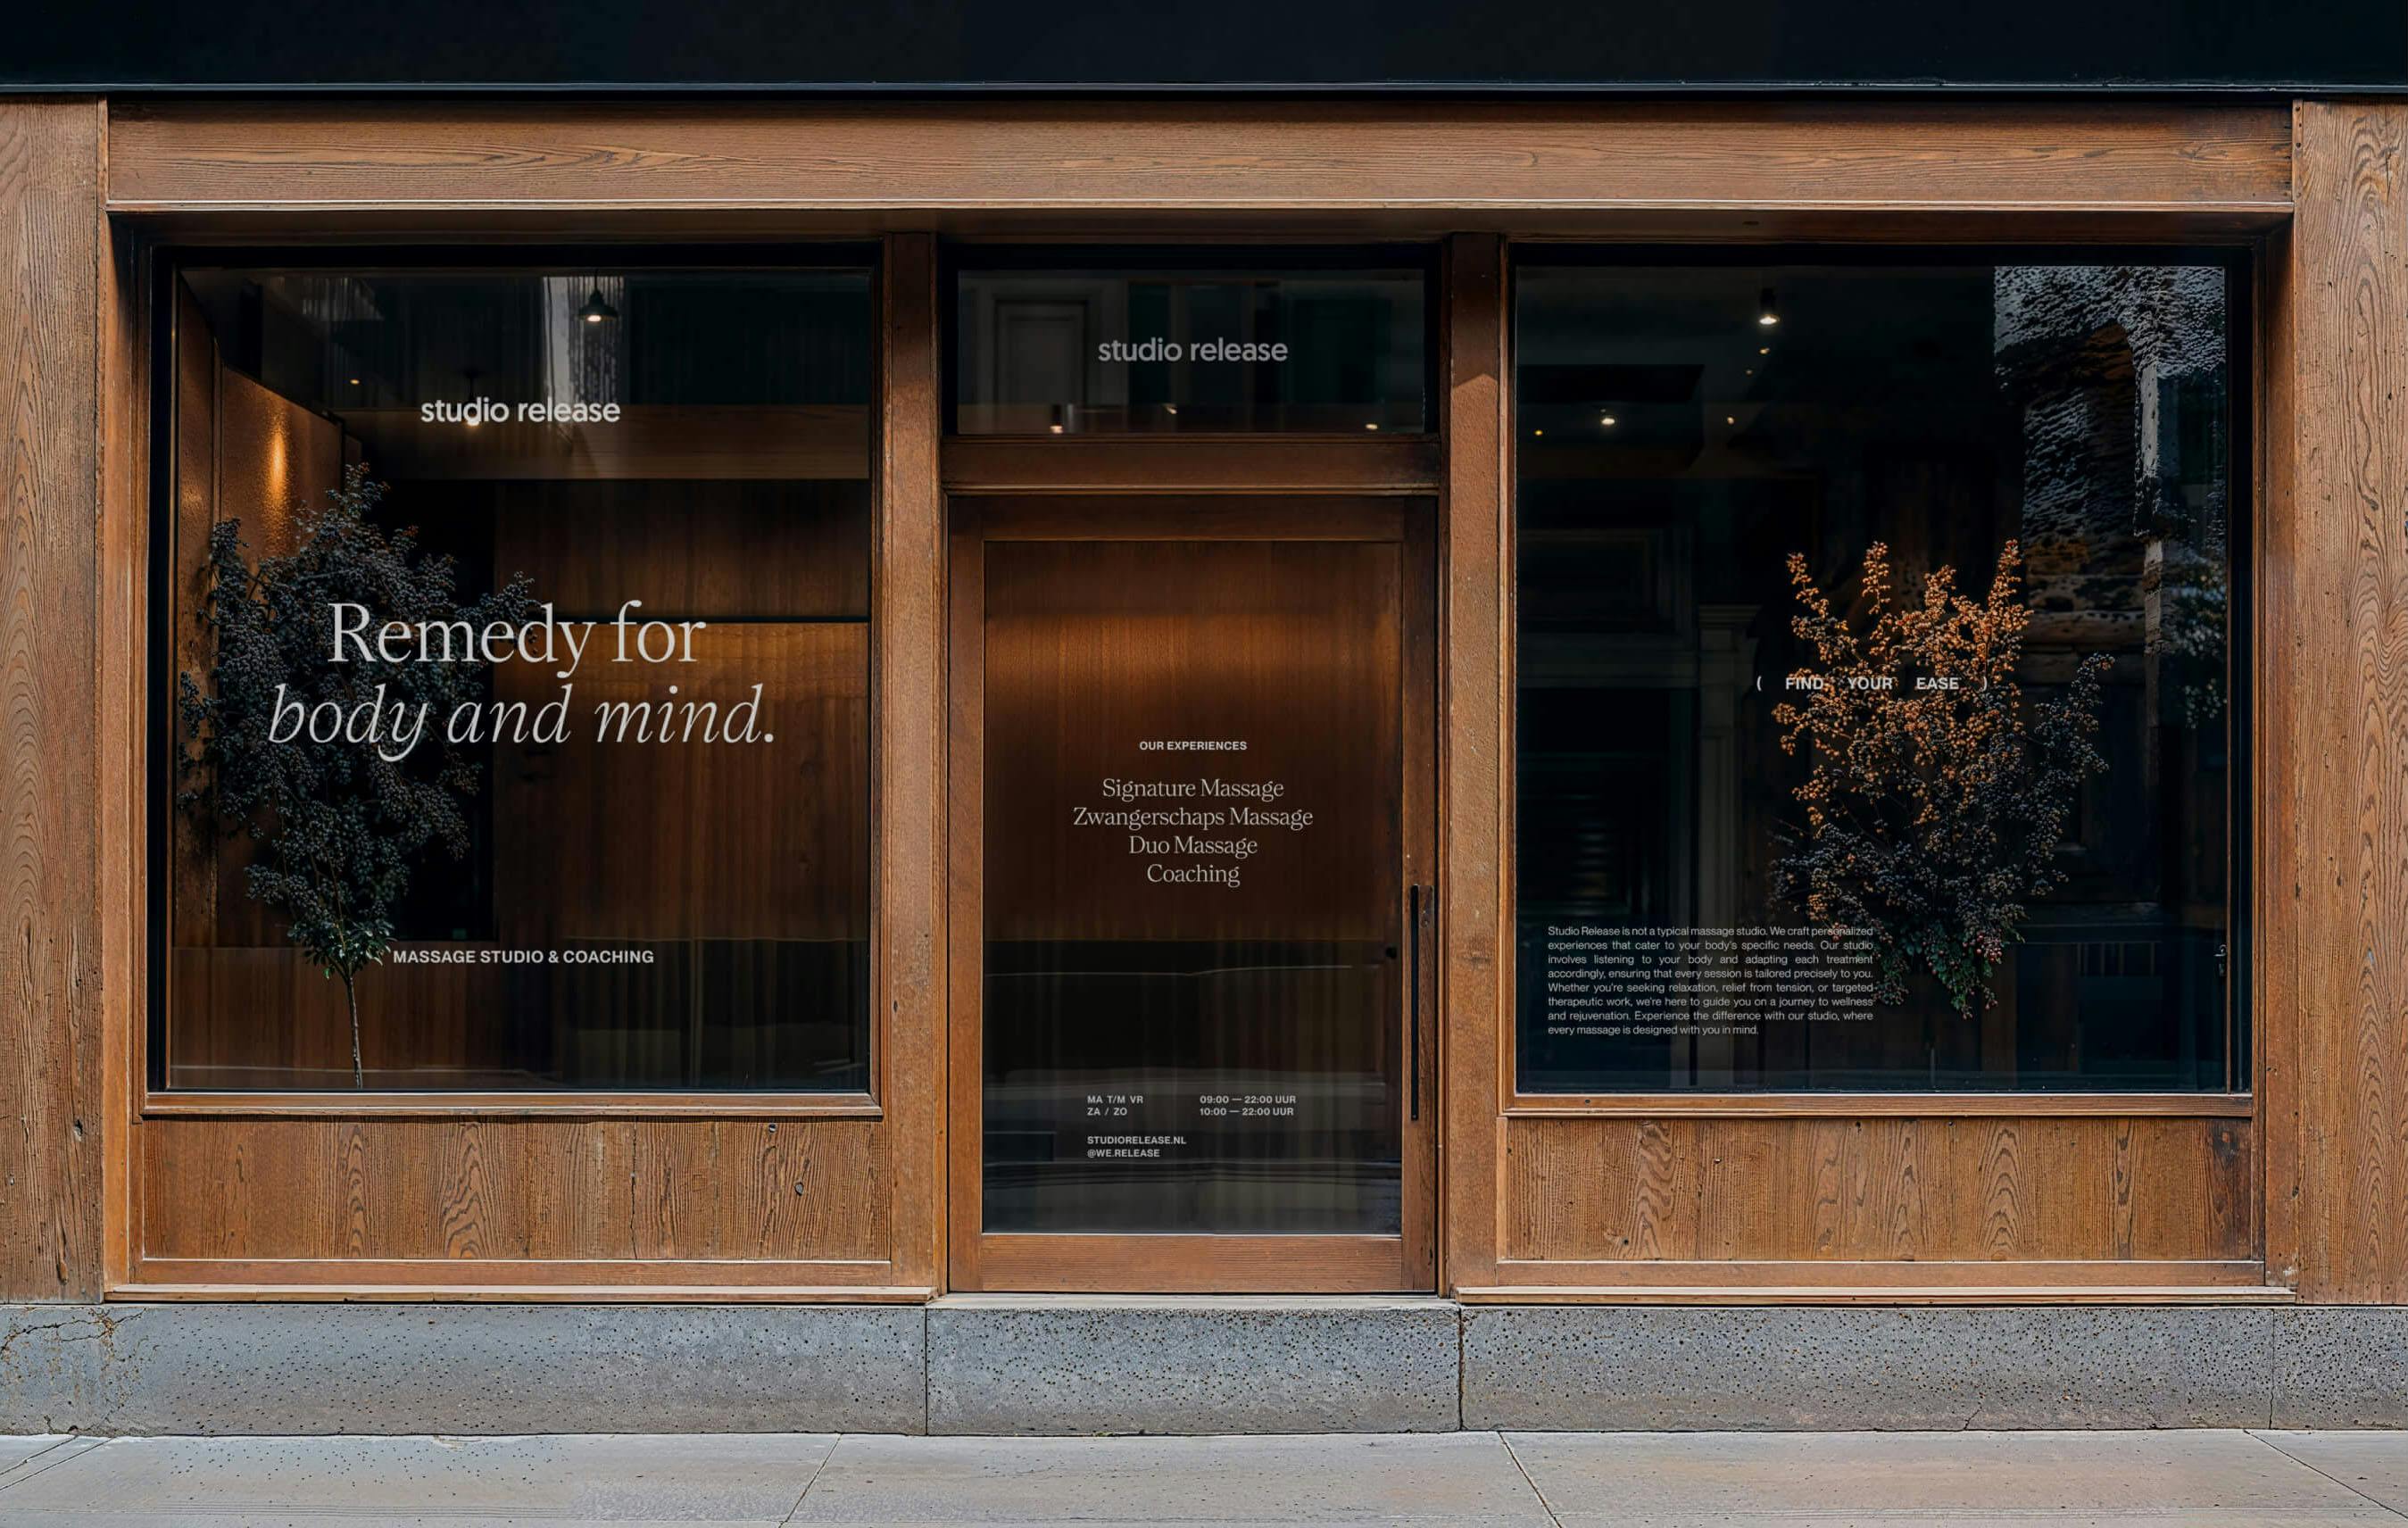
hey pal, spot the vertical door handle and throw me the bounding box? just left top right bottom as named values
left=1407, top=884, right=1431, bottom=1121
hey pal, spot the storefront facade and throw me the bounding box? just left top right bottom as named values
left=4, top=13, right=2408, bottom=1427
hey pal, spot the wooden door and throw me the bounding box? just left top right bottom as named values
left=947, top=496, right=1437, bottom=1291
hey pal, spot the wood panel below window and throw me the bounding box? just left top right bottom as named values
left=135, top=1115, right=901, bottom=1289
left=1491, top=1113, right=2255, bottom=1281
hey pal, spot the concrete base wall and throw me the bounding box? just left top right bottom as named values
left=0, top=1304, right=926, bottom=1436
left=4, top=1300, right=2402, bottom=1435
left=927, top=1296, right=1461, bottom=1435
left=1461, top=1307, right=2273, bottom=1431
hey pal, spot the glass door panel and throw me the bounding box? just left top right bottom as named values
left=948, top=498, right=1435, bottom=1291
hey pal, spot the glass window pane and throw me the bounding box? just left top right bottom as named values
left=977, top=536, right=1407, bottom=1233
left=1513, top=259, right=2238, bottom=1093
left=954, top=255, right=1428, bottom=434
left=162, top=261, right=873, bottom=1092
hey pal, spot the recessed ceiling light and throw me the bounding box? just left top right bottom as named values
left=1599, top=414, right=1617, bottom=428
left=1757, top=287, right=1780, bottom=327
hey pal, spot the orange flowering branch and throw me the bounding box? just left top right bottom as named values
left=1770, top=540, right=2109, bottom=1015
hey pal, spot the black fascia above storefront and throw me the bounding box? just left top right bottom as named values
left=11, top=0, right=2408, bottom=92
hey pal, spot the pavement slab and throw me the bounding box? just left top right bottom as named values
left=2, top=1428, right=2405, bottom=1527
left=1590, top=1518, right=2399, bottom=1527
left=2260, top=1431, right=2408, bottom=1516
left=0, top=1438, right=73, bottom=1478
left=0, top=1432, right=836, bottom=1526
left=0, top=1435, right=104, bottom=1492
left=785, top=1432, right=1554, bottom=1524
left=1505, top=1429, right=2399, bottom=1525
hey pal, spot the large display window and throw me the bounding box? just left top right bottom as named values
left=1513, top=253, right=2245, bottom=1093
left=156, top=253, right=876, bottom=1092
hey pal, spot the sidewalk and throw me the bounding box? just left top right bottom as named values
left=6, top=1429, right=2408, bottom=1525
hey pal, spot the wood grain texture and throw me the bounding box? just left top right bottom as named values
left=1480, top=1260, right=2273, bottom=1290
left=118, top=1275, right=928, bottom=1300
left=2277, top=102, right=2408, bottom=1303
left=1503, top=1093, right=2254, bottom=1117
left=494, top=623, right=869, bottom=943
left=125, top=237, right=909, bottom=1291
left=0, top=100, right=104, bottom=1300
left=1440, top=235, right=1510, bottom=1294
left=1499, top=1115, right=2254, bottom=1267
left=166, top=339, right=351, bottom=961
left=165, top=284, right=222, bottom=951
left=941, top=437, right=1439, bottom=494
left=974, top=1233, right=1416, bottom=1294
left=212, top=368, right=343, bottom=556
left=2256, top=212, right=2302, bottom=1299
left=944, top=496, right=1436, bottom=1292
left=67, top=104, right=2354, bottom=1300
left=141, top=1092, right=878, bottom=1119
left=878, top=233, right=948, bottom=1292
left=1458, top=1273, right=2287, bottom=1304
left=113, top=207, right=2295, bottom=247
left=138, top=1116, right=888, bottom=1265
left=483, top=478, right=870, bottom=619
left=345, top=405, right=867, bottom=482
left=103, top=102, right=2290, bottom=215
left=942, top=504, right=984, bottom=1291
left=98, top=197, right=149, bottom=1294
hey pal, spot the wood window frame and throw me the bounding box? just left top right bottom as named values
left=137, top=241, right=894, bottom=1125
left=931, top=251, right=1446, bottom=1294
left=1453, top=233, right=2280, bottom=1301
left=103, top=229, right=950, bottom=1299
left=88, top=98, right=2296, bottom=1302
left=1491, top=242, right=2259, bottom=1119
left=940, top=493, right=1441, bottom=1294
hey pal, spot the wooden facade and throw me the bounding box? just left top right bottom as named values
left=0, top=95, right=2401, bottom=1303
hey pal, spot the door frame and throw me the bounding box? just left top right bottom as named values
left=944, top=494, right=1440, bottom=1292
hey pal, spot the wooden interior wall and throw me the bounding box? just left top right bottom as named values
left=0, top=98, right=105, bottom=1300
left=183, top=361, right=345, bottom=942
left=2267, top=101, right=2408, bottom=1304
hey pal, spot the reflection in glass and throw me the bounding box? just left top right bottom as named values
left=980, top=538, right=1404, bottom=1233
left=1514, top=261, right=2238, bottom=1092
left=955, top=259, right=1427, bottom=434
left=163, top=262, right=873, bottom=1091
